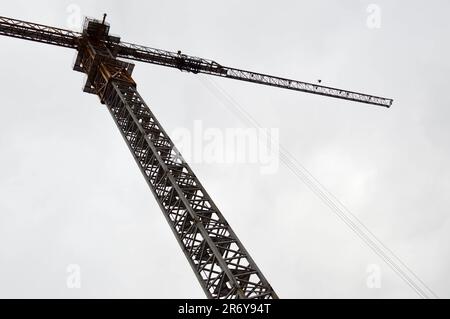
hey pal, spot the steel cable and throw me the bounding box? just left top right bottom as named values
left=198, top=75, right=438, bottom=299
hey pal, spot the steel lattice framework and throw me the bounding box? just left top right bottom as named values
left=103, top=82, right=276, bottom=298
left=0, top=16, right=393, bottom=107
left=0, top=15, right=393, bottom=299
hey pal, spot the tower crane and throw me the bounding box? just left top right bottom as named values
left=0, top=15, right=393, bottom=299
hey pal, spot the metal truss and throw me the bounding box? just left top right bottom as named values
left=71, top=18, right=278, bottom=299
left=115, top=42, right=392, bottom=107
left=0, top=16, right=79, bottom=48
left=0, top=15, right=392, bottom=107
left=101, top=81, right=278, bottom=298
left=0, top=14, right=394, bottom=299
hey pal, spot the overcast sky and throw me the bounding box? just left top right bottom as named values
left=0, top=0, right=449, bottom=298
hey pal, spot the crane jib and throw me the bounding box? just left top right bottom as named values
left=0, top=15, right=393, bottom=107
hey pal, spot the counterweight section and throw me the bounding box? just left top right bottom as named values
left=100, top=79, right=278, bottom=299
left=0, top=16, right=79, bottom=48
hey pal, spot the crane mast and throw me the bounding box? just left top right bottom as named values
left=73, top=18, right=277, bottom=299
left=0, top=15, right=393, bottom=299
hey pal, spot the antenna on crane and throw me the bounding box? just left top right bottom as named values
left=102, top=13, right=107, bottom=25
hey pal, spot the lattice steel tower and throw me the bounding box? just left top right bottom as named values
left=0, top=15, right=392, bottom=299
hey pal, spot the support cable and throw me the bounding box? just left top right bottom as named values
left=198, top=76, right=438, bottom=299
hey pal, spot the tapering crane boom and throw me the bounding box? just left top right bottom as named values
left=0, top=15, right=393, bottom=299
left=0, top=16, right=393, bottom=107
